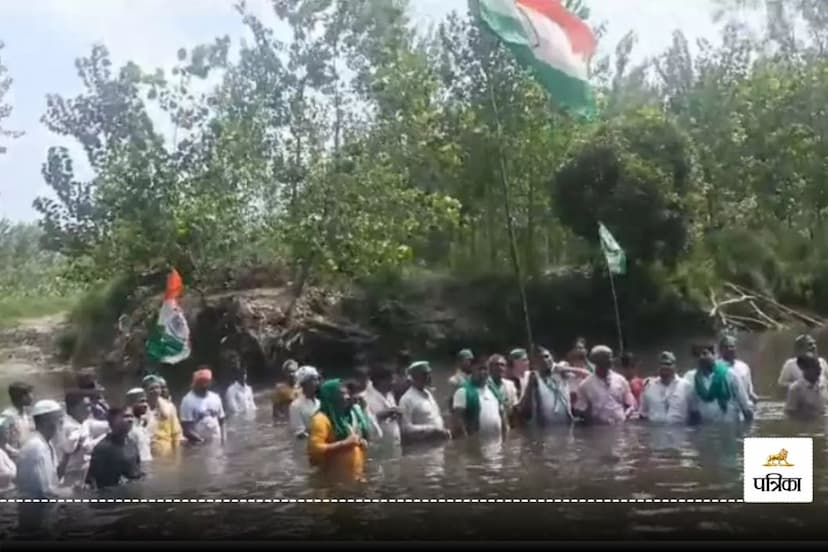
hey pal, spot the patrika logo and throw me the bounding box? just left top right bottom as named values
left=744, top=438, right=813, bottom=503
left=762, top=449, right=793, bottom=467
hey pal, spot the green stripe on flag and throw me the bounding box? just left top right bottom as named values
left=474, top=0, right=596, bottom=118
left=146, top=324, right=185, bottom=363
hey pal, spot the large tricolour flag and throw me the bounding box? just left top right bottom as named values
left=473, top=0, right=597, bottom=117
left=145, top=269, right=191, bottom=365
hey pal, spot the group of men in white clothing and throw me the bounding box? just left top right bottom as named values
left=281, top=331, right=828, bottom=451
left=0, top=351, right=260, bottom=503
left=3, top=331, right=826, bottom=508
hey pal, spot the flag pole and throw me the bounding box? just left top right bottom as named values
left=605, top=253, right=624, bottom=356
left=485, top=69, right=535, bottom=356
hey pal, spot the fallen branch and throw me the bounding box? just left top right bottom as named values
left=749, top=300, right=783, bottom=330
left=725, top=282, right=825, bottom=327
left=726, top=313, right=777, bottom=330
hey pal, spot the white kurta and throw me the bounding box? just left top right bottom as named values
left=638, top=376, right=693, bottom=424
left=778, top=357, right=828, bottom=389
left=16, top=432, right=63, bottom=498
left=452, top=385, right=503, bottom=436
left=491, top=378, right=519, bottom=411
left=129, top=416, right=153, bottom=463
left=54, top=415, right=107, bottom=488
left=399, top=387, right=445, bottom=439
left=364, top=384, right=402, bottom=448
left=180, top=391, right=226, bottom=443
left=685, top=369, right=753, bottom=423
left=725, top=359, right=756, bottom=403
left=225, top=382, right=257, bottom=416
left=288, top=396, right=319, bottom=438
left=785, top=379, right=828, bottom=418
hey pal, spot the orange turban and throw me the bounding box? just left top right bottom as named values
left=193, top=367, right=213, bottom=385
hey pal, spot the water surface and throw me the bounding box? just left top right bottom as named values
left=0, top=328, right=826, bottom=540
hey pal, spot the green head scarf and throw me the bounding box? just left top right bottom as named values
left=695, top=359, right=732, bottom=412
left=318, top=379, right=369, bottom=441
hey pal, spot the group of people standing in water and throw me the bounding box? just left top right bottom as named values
left=1, top=332, right=826, bottom=494
left=0, top=349, right=256, bottom=498
left=269, top=333, right=828, bottom=477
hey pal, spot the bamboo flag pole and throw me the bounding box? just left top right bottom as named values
left=598, top=222, right=625, bottom=355
left=606, top=258, right=624, bottom=356
left=486, top=73, right=535, bottom=356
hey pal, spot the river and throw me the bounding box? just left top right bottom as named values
left=1, top=328, right=827, bottom=540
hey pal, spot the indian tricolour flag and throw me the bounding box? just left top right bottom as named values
left=473, top=0, right=597, bottom=117
left=145, top=269, right=191, bottom=365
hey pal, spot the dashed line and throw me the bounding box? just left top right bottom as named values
left=0, top=498, right=744, bottom=504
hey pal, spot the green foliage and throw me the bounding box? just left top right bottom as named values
left=9, top=0, right=828, bottom=347
left=0, top=40, right=23, bottom=155
left=554, top=108, right=695, bottom=268
left=0, top=221, right=79, bottom=297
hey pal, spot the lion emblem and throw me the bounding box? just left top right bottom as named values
left=763, top=448, right=794, bottom=467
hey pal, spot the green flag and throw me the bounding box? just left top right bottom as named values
left=598, top=222, right=626, bottom=275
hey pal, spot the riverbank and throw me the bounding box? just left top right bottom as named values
left=40, top=265, right=716, bottom=383
left=7, top=259, right=827, bottom=385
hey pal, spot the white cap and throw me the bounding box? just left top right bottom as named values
left=589, top=345, right=613, bottom=361
left=31, top=399, right=63, bottom=418
left=295, top=365, right=320, bottom=384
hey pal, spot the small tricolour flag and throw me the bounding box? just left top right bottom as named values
left=146, top=269, right=191, bottom=365
left=599, top=222, right=626, bottom=276
left=472, top=0, right=597, bottom=117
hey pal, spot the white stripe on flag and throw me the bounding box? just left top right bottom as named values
left=518, top=4, right=590, bottom=81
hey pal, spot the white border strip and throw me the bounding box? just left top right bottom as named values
left=0, top=498, right=744, bottom=504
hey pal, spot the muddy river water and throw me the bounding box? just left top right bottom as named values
left=1, top=328, right=827, bottom=540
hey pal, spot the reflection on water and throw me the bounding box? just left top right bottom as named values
left=1, top=401, right=823, bottom=539
left=2, top=328, right=828, bottom=538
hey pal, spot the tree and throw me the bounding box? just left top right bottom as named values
left=0, top=40, right=23, bottom=155
left=553, top=108, right=696, bottom=269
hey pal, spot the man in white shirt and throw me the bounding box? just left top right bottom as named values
left=520, top=347, right=591, bottom=426
left=785, top=353, right=828, bottom=419
left=639, top=351, right=693, bottom=424
left=452, top=358, right=508, bottom=438
left=686, top=343, right=754, bottom=424
left=573, top=346, right=636, bottom=424
left=16, top=400, right=74, bottom=499
left=225, top=366, right=257, bottom=417
left=718, top=334, right=758, bottom=405
left=363, top=366, right=402, bottom=449
left=778, top=334, right=828, bottom=391
left=55, top=389, right=108, bottom=489
left=1, top=382, right=34, bottom=459
left=488, top=355, right=518, bottom=418
left=126, top=388, right=153, bottom=462
left=288, top=365, right=320, bottom=439
left=180, top=368, right=226, bottom=445
left=399, top=361, right=451, bottom=444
